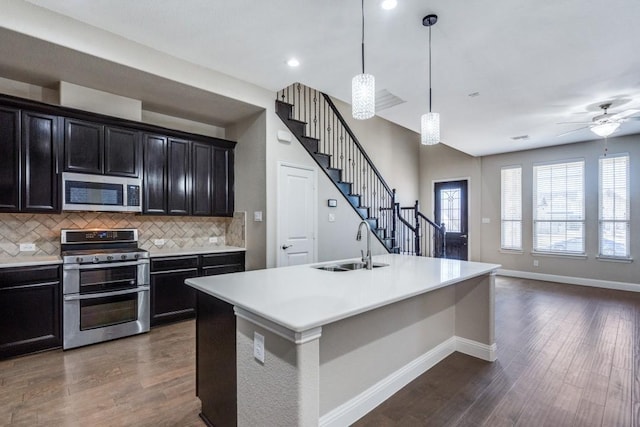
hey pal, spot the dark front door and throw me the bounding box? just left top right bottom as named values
left=434, top=180, right=468, bottom=260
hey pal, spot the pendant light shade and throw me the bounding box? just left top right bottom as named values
left=352, top=0, right=375, bottom=120
left=352, top=73, right=375, bottom=120
left=421, top=14, right=440, bottom=145
left=421, top=112, right=440, bottom=145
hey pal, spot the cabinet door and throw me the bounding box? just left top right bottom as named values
left=105, top=126, right=140, bottom=178
left=167, top=138, right=191, bottom=215
left=22, top=111, right=60, bottom=212
left=0, top=265, right=61, bottom=359
left=212, top=147, right=234, bottom=217
left=0, top=107, right=20, bottom=211
left=192, top=142, right=212, bottom=216
left=64, top=118, right=104, bottom=174
left=150, top=268, right=198, bottom=326
left=143, top=134, right=167, bottom=214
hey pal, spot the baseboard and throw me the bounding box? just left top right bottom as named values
left=498, top=269, right=640, bottom=293
left=319, top=336, right=495, bottom=427
left=455, top=336, right=497, bottom=362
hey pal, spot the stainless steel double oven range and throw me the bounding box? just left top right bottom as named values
left=61, top=229, right=150, bottom=350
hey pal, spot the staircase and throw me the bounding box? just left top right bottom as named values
left=276, top=83, right=445, bottom=257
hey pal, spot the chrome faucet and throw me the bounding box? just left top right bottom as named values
left=356, top=220, right=373, bottom=270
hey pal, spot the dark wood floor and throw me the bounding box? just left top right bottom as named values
left=355, top=276, right=640, bottom=427
left=1, top=277, right=639, bottom=426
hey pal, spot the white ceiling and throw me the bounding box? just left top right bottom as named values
left=23, top=0, right=640, bottom=156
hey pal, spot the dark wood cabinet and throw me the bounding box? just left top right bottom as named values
left=150, top=251, right=245, bottom=327
left=64, top=118, right=103, bottom=174
left=150, top=255, right=199, bottom=326
left=65, top=119, right=140, bottom=177
left=104, top=126, right=140, bottom=177
left=213, top=147, right=234, bottom=217
left=0, top=107, right=20, bottom=211
left=167, top=138, right=191, bottom=215
left=22, top=111, right=60, bottom=212
left=0, top=265, right=61, bottom=359
left=143, top=134, right=168, bottom=214
left=192, top=142, right=213, bottom=216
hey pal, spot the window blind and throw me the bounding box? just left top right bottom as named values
left=501, top=166, right=522, bottom=250
left=599, top=154, right=630, bottom=258
left=533, top=160, right=585, bottom=254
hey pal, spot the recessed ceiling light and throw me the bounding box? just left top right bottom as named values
left=381, top=0, right=397, bottom=10
left=286, top=58, right=300, bottom=67
left=510, top=135, right=530, bottom=141
left=468, top=92, right=480, bottom=97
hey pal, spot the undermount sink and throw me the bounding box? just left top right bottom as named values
left=314, top=262, right=389, bottom=272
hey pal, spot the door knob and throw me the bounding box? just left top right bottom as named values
left=282, top=244, right=292, bottom=250
left=460, top=235, right=467, bottom=238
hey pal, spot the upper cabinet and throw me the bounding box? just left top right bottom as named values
left=0, top=94, right=235, bottom=217
left=0, top=108, right=61, bottom=213
left=64, top=118, right=140, bottom=178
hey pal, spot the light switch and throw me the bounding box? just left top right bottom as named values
left=254, top=211, right=263, bottom=222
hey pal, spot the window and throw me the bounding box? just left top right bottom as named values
left=599, top=154, right=630, bottom=258
left=501, top=166, right=522, bottom=250
left=533, top=160, right=585, bottom=254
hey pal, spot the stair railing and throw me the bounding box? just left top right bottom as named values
left=396, top=201, right=446, bottom=257
left=278, top=83, right=396, bottom=249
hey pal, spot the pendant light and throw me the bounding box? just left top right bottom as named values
left=352, top=0, right=375, bottom=120
left=421, top=14, right=439, bottom=145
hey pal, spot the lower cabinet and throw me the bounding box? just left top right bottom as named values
left=0, top=265, right=61, bottom=359
left=150, top=251, right=245, bottom=327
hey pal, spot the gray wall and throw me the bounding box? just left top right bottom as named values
left=227, top=111, right=268, bottom=270
left=480, top=134, right=640, bottom=285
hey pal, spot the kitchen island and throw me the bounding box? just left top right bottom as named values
left=186, top=254, right=500, bottom=427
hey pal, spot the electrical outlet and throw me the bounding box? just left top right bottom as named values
left=209, top=237, right=218, bottom=244
left=154, top=239, right=166, bottom=246
left=19, top=243, right=36, bottom=252
left=328, top=213, right=336, bottom=222
left=254, top=211, right=263, bottom=222
left=254, top=332, right=265, bottom=363
left=533, top=259, right=539, bottom=267
left=482, top=217, right=491, bottom=224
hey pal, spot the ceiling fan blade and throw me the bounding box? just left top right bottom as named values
left=556, top=121, right=592, bottom=125
left=608, top=109, right=640, bottom=120
left=557, top=126, right=589, bottom=137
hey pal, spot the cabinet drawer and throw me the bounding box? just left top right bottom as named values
left=151, top=256, right=199, bottom=272
left=202, top=264, right=244, bottom=276
left=201, top=252, right=245, bottom=268
left=0, top=265, right=60, bottom=288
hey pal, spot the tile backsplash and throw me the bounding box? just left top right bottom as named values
left=0, top=211, right=245, bottom=257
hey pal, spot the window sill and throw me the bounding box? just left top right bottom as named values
left=596, top=256, right=633, bottom=263
left=530, top=251, right=588, bottom=260
left=499, top=249, right=523, bottom=255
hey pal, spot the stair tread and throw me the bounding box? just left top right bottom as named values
left=287, top=117, right=307, bottom=125
left=302, top=135, right=320, bottom=141
left=276, top=100, right=294, bottom=107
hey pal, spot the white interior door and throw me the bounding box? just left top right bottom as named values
left=277, top=163, right=317, bottom=267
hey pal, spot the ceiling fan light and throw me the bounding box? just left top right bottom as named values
left=421, top=112, right=440, bottom=145
left=591, top=122, right=620, bottom=137
left=352, top=73, right=375, bottom=120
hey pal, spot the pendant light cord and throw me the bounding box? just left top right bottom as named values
left=361, top=0, right=365, bottom=74
left=428, top=24, right=432, bottom=113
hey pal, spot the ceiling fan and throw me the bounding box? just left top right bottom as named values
left=557, top=103, right=640, bottom=138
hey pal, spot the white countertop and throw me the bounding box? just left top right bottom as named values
left=186, top=254, right=500, bottom=333
left=148, top=246, right=246, bottom=257
left=0, top=256, right=62, bottom=268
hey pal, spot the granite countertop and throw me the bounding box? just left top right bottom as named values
left=148, top=245, right=246, bottom=258
left=186, top=254, right=500, bottom=333
left=0, top=256, right=62, bottom=268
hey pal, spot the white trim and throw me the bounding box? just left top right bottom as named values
left=234, top=307, right=322, bottom=344
left=455, top=337, right=497, bottom=362
left=498, top=269, right=640, bottom=293
left=319, top=336, right=495, bottom=427
left=530, top=250, right=588, bottom=259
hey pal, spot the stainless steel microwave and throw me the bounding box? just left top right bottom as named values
left=62, top=172, right=142, bottom=212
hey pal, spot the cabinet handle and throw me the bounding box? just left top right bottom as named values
left=281, top=244, right=292, bottom=250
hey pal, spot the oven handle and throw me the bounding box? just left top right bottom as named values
left=63, top=285, right=150, bottom=301
left=64, top=260, right=149, bottom=270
